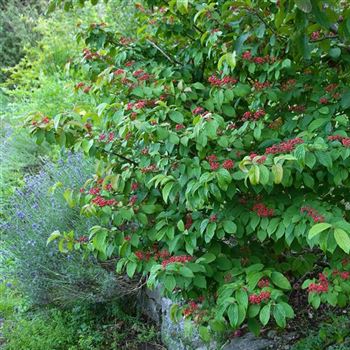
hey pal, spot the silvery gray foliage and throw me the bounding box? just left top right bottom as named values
left=1, top=152, right=123, bottom=306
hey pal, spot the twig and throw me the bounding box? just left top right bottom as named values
left=249, top=8, right=287, bottom=42
left=311, top=35, right=339, bottom=42
left=146, top=39, right=183, bottom=66
left=113, top=152, right=138, bottom=166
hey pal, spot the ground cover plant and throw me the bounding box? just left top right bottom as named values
left=31, top=0, right=350, bottom=341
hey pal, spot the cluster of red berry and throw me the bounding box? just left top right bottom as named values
left=132, top=69, right=152, bottom=81
left=252, top=203, right=274, bottom=217
left=135, top=247, right=171, bottom=262
left=324, top=83, right=338, bottom=92
left=281, top=79, right=297, bottom=91
left=162, top=255, right=193, bottom=268
left=113, top=68, right=125, bottom=75
left=248, top=291, right=271, bottom=304
left=300, top=206, right=325, bottom=223
left=265, top=137, right=304, bottom=154
left=241, top=109, right=266, bottom=121
left=131, top=182, right=139, bottom=191
left=76, top=236, right=89, bottom=243
left=310, top=31, right=321, bottom=41
left=99, top=132, right=114, bottom=142
left=208, top=74, right=237, bottom=87
left=120, top=36, right=133, bottom=46
left=129, top=195, right=138, bottom=206
left=288, top=105, right=305, bottom=113
left=257, top=278, right=270, bottom=288
left=175, top=124, right=185, bottom=131
left=185, top=214, right=193, bottom=230
left=127, top=99, right=156, bottom=110
left=308, top=273, right=329, bottom=293
left=253, top=81, right=271, bottom=91
left=332, top=270, right=350, bottom=280
left=89, top=187, right=100, bottom=195
left=328, top=135, right=350, bottom=147
left=183, top=301, right=199, bottom=317
left=207, top=155, right=235, bottom=171
left=141, top=164, right=157, bottom=173
left=91, top=196, right=117, bottom=207
left=82, top=48, right=100, bottom=60
left=241, top=51, right=276, bottom=64
left=249, top=153, right=267, bottom=164
left=192, top=106, right=206, bottom=115
left=75, top=82, right=92, bottom=93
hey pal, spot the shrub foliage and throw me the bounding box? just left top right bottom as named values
left=30, top=0, right=350, bottom=338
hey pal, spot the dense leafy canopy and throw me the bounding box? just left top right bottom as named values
left=34, top=0, right=350, bottom=338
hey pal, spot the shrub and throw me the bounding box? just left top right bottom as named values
left=292, top=314, right=350, bottom=350
left=1, top=298, right=161, bottom=350
left=1, top=152, right=127, bottom=307
left=0, top=124, right=49, bottom=204
left=26, top=0, right=350, bottom=341
left=0, top=0, right=48, bottom=81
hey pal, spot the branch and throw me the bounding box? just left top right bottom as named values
left=113, top=152, right=138, bottom=166
left=146, top=39, right=183, bottom=66
left=249, top=8, right=287, bottom=42
left=311, top=35, right=339, bottom=42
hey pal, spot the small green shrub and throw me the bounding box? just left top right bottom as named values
left=0, top=0, right=48, bottom=81
left=2, top=300, right=161, bottom=350
left=291, top=314, right=350, bottom=350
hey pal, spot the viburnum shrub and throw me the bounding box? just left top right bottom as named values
left=33, top=0, right=350, bottom=339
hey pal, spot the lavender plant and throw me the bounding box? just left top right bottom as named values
left=1, top=152, right=124, bottom=306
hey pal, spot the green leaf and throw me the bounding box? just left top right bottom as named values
left=316, top=151, right=332, bottom=168
left=308, top=223, right=332, bottom=239
left=259, top=165, right=270, bottom=185
left=341, top=90, right=350, bottom=110
left=205, top=222, right=216, bottom=243
left=164, top=275, right=176, bottom=291
left=273, top=304, right=286, bottom=328
left=271, top=272, right=291, bottom=290
left=334, top=228, right=350, bottom=253
left=329, top=47, right=341, bottom=59
left=235, top=289, right=248, bottom=310
left=92, top=230, right=108, bottom=253
left=259, top=303, right=271, bottom=326
left=196, top=253, right=216, bottom=264
left=177, top=220, right=185, bottom=232
left=272, top=164, right=283, bottom=184
left=169, top=111, right=184, bottom=123
left=233, top=83, right=251, bottom=97
left=279, top=302, right=295, bottom=319
left=223, top=220, right=237, bottom=234
left=162, top=181, right=174, bottom=204
left=126, top=261, right=137, bottom=278
left=194, top=275, right=207, bottom=288
left=179, top=266, right=194, bottom=278
left=226, top=51, right=237, bottom=69
left=295, top=0, right=312, bottom=13
left=198, top=326, right=210, bottom=342
left=47, top=230, right=61, bottom=245
left=227, top=304, right=239, bottom=327
left=282, top=59, right=291, bottom=69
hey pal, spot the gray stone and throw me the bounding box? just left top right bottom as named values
left=140, top=287, right=278, bottom=350
left=160, top=297, right=218, bottom=350
left=222, top=333, right=275, bottom=350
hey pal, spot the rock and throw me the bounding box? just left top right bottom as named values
left=138, top=287, right=162, bottom=324
left=223, top=333, right=276, bottom=350
left=140, top=287, right=279, bottom=350
left=161, top=297, right=218, bottom=350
